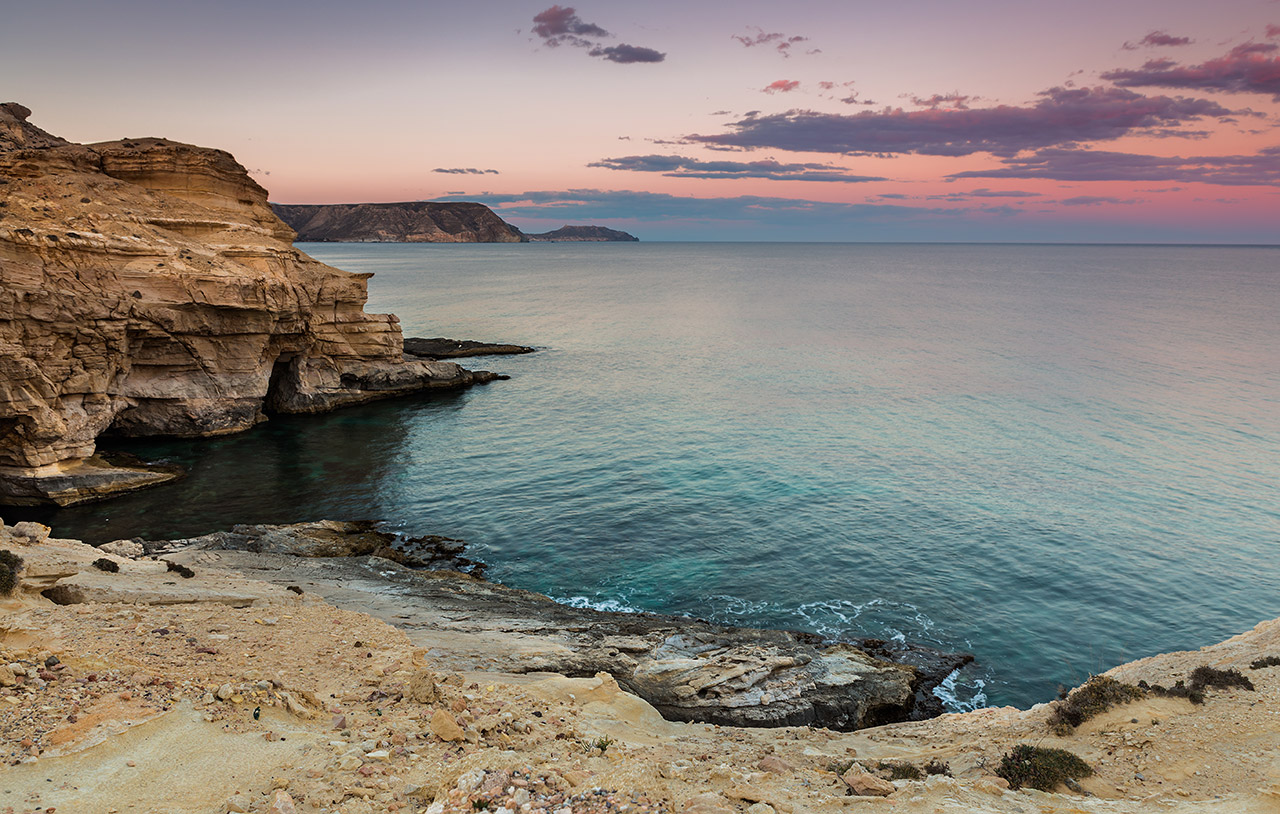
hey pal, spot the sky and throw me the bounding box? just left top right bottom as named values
left=4, top=0, right=1280, bottom=242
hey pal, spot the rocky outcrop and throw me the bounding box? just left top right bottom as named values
left=403, top=337, right=535, bottom=360
left=166, top=521, right=972, bottom=731
left=525, top=225, right=638, bottom=242
left=271, top=202, right=527, bottom=243
left=0, top=104, right=498, bottom=506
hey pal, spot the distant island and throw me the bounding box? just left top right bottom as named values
left=525, top=224, right=638, bottom=242
left=271, top=201, right=637, bottom=243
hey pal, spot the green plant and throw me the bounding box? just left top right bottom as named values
left=1189, top=666, right=1253, bottom=692
left=1140, top=664, right=1255, bottom=705
left=1048, top=675, right=1145, bottom=734
left=924, top=759, right=951, bottom=777
left=874, top=761, right=923, bottom=781
left=0, top=550, right=23, bottom=595
left=995, top=744, right=1093, bottom=791
left=585, top=735, right=614, bottom=754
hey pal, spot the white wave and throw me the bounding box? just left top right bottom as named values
left=553, top=595, right=644, bottom=614
left=932, top=668, right=989, bottom=713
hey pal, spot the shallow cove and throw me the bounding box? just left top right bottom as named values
left=28, top=242, right=1280, bottom=709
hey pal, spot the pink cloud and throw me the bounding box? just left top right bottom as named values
left=1122, top=31, right=1193, bottom=50
left=763, top=80, right=800, bottom=94
left=1103, top=42, right=1280, bottom=100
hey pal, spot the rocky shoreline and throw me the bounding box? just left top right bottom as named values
left=142, top=521, right=971, bottom=732
left=2, top=518, right=1278, bottom=814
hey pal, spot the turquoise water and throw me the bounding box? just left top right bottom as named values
left=34, top=243, right=1280, bottom=709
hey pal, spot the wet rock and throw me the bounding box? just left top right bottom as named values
left=403, top=337, right=535, bottom=360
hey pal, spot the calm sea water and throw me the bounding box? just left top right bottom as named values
left=31, top=243, right=1280, bottom=709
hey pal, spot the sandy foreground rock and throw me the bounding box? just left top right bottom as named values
left=1, top=520, right=1278, bottom=814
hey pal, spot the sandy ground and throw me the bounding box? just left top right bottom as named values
left=2, top=531, right=1278, bottom=814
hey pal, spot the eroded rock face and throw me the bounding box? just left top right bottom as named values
left=0, top=104, right=494, bottom=505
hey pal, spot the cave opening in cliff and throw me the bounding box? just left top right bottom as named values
left=264, top=353, right=297, bottom=415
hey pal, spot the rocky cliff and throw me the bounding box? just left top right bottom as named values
left=526, top=225, right=638, bottom=242
left=0, top=103, right=496, bottom=506
left=271, top=202, right=527, bottom=243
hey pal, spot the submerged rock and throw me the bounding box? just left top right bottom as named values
left=0, top=103, right=498, bottom=506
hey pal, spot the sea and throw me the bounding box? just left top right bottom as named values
left=32, top=243, right=1280, bottom=710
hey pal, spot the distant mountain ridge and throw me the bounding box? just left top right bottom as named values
left=271, top=202, right=638, bottom=243
left=526, top=225, right=638, bottom=242
left=271, top=202, right=526, bottom=243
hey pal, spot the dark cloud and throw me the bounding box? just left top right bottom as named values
left=432, top=167, right=499, bottom=175
left=764, top=79, right=800, bottom=94
left=733, top=27, right=810, bottom=57
left=588, top=154, right=887, bottom=182
left=588, top=43, right=665, bottom=63
left=689, top=86, right=1229, bottom=157
left=910, top=93, right=972, bottom=109
left=949, top=146, right=1280, bottom=186
left=531, top=5, right=665, bottom=63
left=532, top=5, right=609, bottom=47
left=1060, top=196, right=1141, bottom=206
left=1102, top=43, right=1280, bottom=99
left=1123, top=31, right=1193, bottom=50
left=436, top=188, right=953, bottom=225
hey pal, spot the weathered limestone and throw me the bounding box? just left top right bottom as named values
left=0, top=103, right=496, bottom=505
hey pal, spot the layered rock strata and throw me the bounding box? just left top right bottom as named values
left=0, top=103, right=495, bottom=506
left=271, top=202, right=527, bottom=243
left=160, top=521, right=972, bottom=731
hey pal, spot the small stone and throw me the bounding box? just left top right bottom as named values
left=841, top=769, right=896, bottom=797
left=365, top=749, right=391, bottom=762
left=409, top=669, right=440, bottom=703
left=10, top=521, right=50, bottom=545
left=0, top=665, right=15, bottom=687
left=100, top=540, right=144, bottom=559
left=333, top=714, right=348, bottom=730
left=756, top=755, right=793, bottom=774
left=746, top=805, right=776, bottom=814
left=216, top=683, right=233, bottom=701
left=267, top=789, right=297, bottom=814
left=430, top=708, right=465, bottom=742
left=456, top=768, right=485, bottom=793
left=225, top=794, right=251, bottom=813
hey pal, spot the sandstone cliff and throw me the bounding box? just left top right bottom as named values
left=271, top=201, right=528, bottom=243
left=0, top=103, right=495, bottom=506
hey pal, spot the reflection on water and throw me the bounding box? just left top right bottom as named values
left=19, top=243, right=1280, bottom=709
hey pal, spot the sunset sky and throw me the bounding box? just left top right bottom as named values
left=6, top=0, right=1280, bottom=241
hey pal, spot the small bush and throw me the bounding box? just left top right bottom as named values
left=0, top=550, right=24, bottom=595
left=166, top=560, right=195, bottom=579
left=995, top=744, right=1093, bottom=791
left=924, top=759, right=952, bottom=777
left=870, top=761, right=923, bottom=781
left=92, top=558, right=120, bottom=573
left=1048, top=675, right=1145, bottom=734
left=1250, top=656, right=1280, bottom=670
